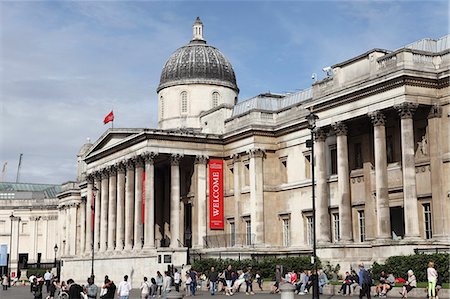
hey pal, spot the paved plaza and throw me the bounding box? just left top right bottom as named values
left=0, top=285, right=428, bottom=299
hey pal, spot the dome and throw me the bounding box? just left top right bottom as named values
left=157, top=18, right=238, bottom=93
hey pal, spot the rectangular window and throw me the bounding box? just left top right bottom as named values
left=305, top=155, right=311, bottom=179
left=358, top=210, right=366, bottom=242
left=423, top=203, right=432, bottom=239
left=306, top=216, right=313, bottom=245
left=354, top=143, right=363, bottom=169
left=282, top=218, right=290, bottom=247
left=21, top=222, right=28, bottom=234
left=230, top=221, right=235, bottom=246
left=333, top=213, right=340, bottom=242
left=245, top=219, right=252, bottom=245
left=330, top=147, right=338, bottom=175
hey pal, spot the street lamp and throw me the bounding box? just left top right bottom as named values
left=8, top=213, right=13, bottom=287
left=53, top=244, right=58, bottom=267
left=91, top=186, right=98, bottom=278
left=306, top=111, right=319, bottom=299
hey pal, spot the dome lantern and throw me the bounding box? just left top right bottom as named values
left=192, top=16, right=204, bottom=41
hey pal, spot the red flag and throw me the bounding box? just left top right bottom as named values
left=103, top=111, right=114, bottom=124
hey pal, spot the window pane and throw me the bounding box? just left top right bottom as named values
left=423, top=204, right=432, bottom=239
left=358, top=210, right=365, bottom=242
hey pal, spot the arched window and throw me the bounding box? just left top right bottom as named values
left=212, top=92, right=220, bottom=108
left=181, top=91, right=188, bottom=113
left=160, top=96, right=164, bottom=118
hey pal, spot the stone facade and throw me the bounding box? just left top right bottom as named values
left=56, top=21, right=450, bottom=287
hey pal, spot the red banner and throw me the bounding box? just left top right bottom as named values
left=142, top=170, right=146, bottom=224
left=209, top=159, right=224, bottom=230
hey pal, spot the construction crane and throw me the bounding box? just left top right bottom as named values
left=1, top=162, right=7, bottom=182
left=16, top=153, right=23, bottom=183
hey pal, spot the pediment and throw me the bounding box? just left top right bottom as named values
left=84, top=128, right=145, bottom=158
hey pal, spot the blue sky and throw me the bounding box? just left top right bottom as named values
left=0, top=0, right=449, bottom=184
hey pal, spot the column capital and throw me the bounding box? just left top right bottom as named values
left=86, top=174, right=94, bottom=184
left=108, top=165, right=117, bottom=176
left=143, top=152, right=157, bottom=164
left=101, top=168, right=109, bottom=179
left=394, top=102, right=418, bottom=119
left=231, top=153, right=241, bottom=163
left=170, top=154, right=183, bottom=166
left=135, top=155, right=145, bottom=168
left=126, top=158, right=135, bottom=170
left=248, top=148, right=265, bottom=159
left=332, top=122, right=348, bottom=136
left=195, top=155, right=208, bottom=165
left=116, top=161, right=126, bottom=173
left=93, top=171, right=102, bottom=181
left=428, top=104, right=442, bottom=119
left=315, top=128, right=327, bottom=142
left=369, top=110, right=386, bottom=127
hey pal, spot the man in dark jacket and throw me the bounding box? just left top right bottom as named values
left=67, top=278, right=84, bottom=299
left=358, top=264, right=372, bottom=299
left=207, top=266, right=219, bottom=295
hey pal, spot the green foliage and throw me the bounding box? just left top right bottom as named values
left=371, top=253, right=449, bottom=282
left=26, top=269, right=48, bottom=278
left=191, top=256, right=321, bottom=279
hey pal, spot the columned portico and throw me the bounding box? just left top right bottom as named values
left=395, top=102, right=420, bottom=239
left=333, top=122, right=352, bottom=241
left=370, top=111, right=391, bottom=240
left=124, top=160, right=135, bottom=251
left=170, top=154, right=182, bottom=248
left=315, top=128, right=330, bottom=243
left=107, top=166, right=117, bottom=251
left=249, top=148, right=265, bottom=245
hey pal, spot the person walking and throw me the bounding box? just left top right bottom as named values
left=86, top=277, right=98, bottom=299
left=244, top=267, right=255, bottom=295
left=140, top=277, right=151, bottom=299
left=255, top=271, right=263, bottom=291
left=117, top=275, right=132, bottom=299
left=162, top=271, right=172, bottom=299
left=427, top=261, right=438, bottom=299
left=32, top=278, right=44, bottom=299
left=358, top=264, right=371, bottom=299
left=207, top=266, right=219, bottom=295
left=189, top=269, right=197, bottom=296
left=2, top=274, right=8, bottom=291
left=173, top=269, right=181, bottom=292
left=48, top=278, right=58, bottom=299
left=101, top=276, right=116, bottom=299
left=44, top=270, right=53, bottom=293
left=185, top=272, right=192, bottom=297
left=156, top=271, right=163, bottom=297
left=67, top=278, right=83, bottom=299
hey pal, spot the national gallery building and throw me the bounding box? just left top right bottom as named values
left=2, top=18, right=449, bottom=285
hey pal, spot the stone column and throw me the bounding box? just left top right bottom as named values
left=143, top=153, right=156, bottom=250
left=85, top=176, right=93, bottom=255
left=124, top=159, right=135, bottom=251
left=99, top=169, right=109, bottom=252
left=333, top=122, right=352, bottom=241
left=249, top=148, right=265, bottom=245
left=65, top=207, right=70, bottom=255
left=70, top=204, right=78, bottom=255
left=395, top=102, right=420, bottom=239
left=195, top=155, right=208, bottom=248
left=428, top=105, right=448, bottom=239
left=315, top=128, right=330, bottom=243
left=94, top=173, right=102, bottom=251
left=107, top=166, right=117, bottom=251
left=80, top=199, right=86, bottom=254
left=232, top=154, right=242, bottom=246
left=370, top=111, right=391, bottom=240
left=134, top=157, right=144, bottom=250
left=115, top=162, right=126, bottom=251
left=170, top=154, right=182, bottom=248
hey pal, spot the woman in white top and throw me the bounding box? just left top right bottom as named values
left=141, top=277, right=151, bottom=299
left=400, top=270, right=416, bottom=298
left=427, top=261, right=438, bottom=299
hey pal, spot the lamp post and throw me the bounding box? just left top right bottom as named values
left=306, top=111, right=319, bottom=299
left=53, top=244, right=58, bottom=267
left=185, top=227, right=192, bottom=265
left=8, top=213, right=13, bottom=287
left=91, top=186, right=98, bottom=278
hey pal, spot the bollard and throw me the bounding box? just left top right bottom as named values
left=167, top=290, right=184, bottom=299
left=280, top=282, right=295, bottom=299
